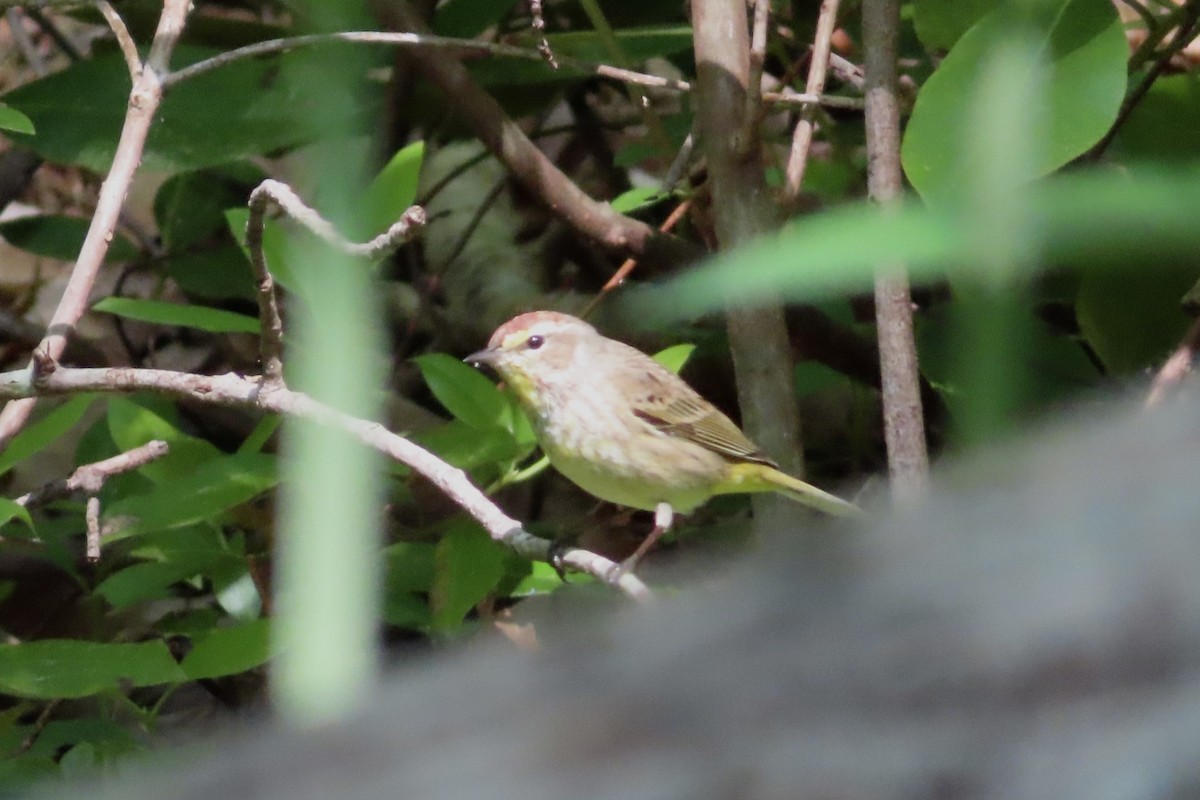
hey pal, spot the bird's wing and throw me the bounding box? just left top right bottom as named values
left=629, top=370, right=777, bottom=467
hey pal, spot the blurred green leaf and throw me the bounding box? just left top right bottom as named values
left=180, top=619, right=270, bottom=680
left=96, top=549, right=237, bottom=608
left=902, top=0, right=1126, bottom=200
left=0, top=395, right=94, bottom=478
left=430, top=522, right=506, bottom=631
left=93, top=297, right=260, bottom=334
left=1113, top=74, right=1200, bottom=164
left=414, top=420, right=525, bottom=470
left=610, top=187, right=665, bottom=214
left=413, top=353, right=510, bottom=429
left=385, top=541, right=437, bottom=593
left=0, top=215, right=138, bottom=262
left=0, top=103, right=34, bottom=135
left=0, top=641, right=184, bottom=699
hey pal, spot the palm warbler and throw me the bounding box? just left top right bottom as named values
left=467, top=311, right=862, bottom=567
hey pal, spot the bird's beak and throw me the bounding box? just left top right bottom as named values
left=464, top=348, right=499, bottom=369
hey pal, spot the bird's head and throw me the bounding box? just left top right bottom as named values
left=466, top=311, right=597, bottom=405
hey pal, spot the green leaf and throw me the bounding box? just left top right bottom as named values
left=1113, top=74, right=1200, bottom=163
left=180, top=619, right=270, bottom=680
left=3, top=47, right=373, bottom=172
left=93, top=297, right=260, bottom=334
left=913, top=0, right=994, bottom=50
left=430, top=522, right=506, bottom=631
left=0, top=499, right=34, bottom=533
left=106, top=397, right=222, bottom=483
left=356, top=141, right=424, bottom=239
left=610, top=186, right=665, bottom=214
left=96, top=550, right=236, bottom=608
left=105, top=452, right=278, bottom=540
left=0, top=395, right=94, bottom=478
left=0, top=215, right=138, bottom=262
left=165, top=245, right=257, bottom=302
left=433, top=0, right=515, bottom=36
left=154, top=166, right=262, bottom=252
left=509, top=561, right=565, bottom=596
left=384, top=541, right=437, bottom=592
left=902, top=0, right=1126, bottom=201
left=1075, top=264, right=1197, bottom=374
left=413, top=353, right=510, bottom=430
left=651, top=343, right=696, bottom=374
left=0, top=640, right=185, bottom=699
left=413, top=420, right=525, bottom=470
left=0, top=103, right=34, bottom=135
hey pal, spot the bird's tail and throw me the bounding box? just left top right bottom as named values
left=719, top=462, right=865, bottom=519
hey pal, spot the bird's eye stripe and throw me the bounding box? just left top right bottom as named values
left=527, top=335, right=545, bottom=350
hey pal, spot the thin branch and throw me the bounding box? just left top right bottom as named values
left=0, top=365, right=650, bottom=602
left=528, top=0, right=558, bottom=69
left=17, top=440, right=169, bottom=508
left=0, top=0, right=191, bottom=449
left=580, top=198, right=692, bottom=319
left=84, top=496, right=100, bottom=561
left=162, top=31, right=690, bottom=94
left=783, top=0, right=842, bottom=201
left=763, top=89, right=865, bottom=110
left=863, top=0, right=929, bottom=502
left=1145, top=317, right=1200, bottom=407
left=384, top=0, right=701, bottom=268
left=828, top=52, right=865, bottom=90
left=96, top=0, right=141, bottom=79
left=1085, top=1, right=1200, bottom=161
left=738, top=0, right=770, bottom=152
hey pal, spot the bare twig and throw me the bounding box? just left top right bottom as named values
left=17, top=440, right=169, bottom=508
left=245, top=180, right=425, bottom=384
left=863, top=0, right=929, bottom=502
left=0, top=0, right=191, bottom=449
left=162, top=31, right=690, bottom=93
left=763, top=89, right=865, bottom=110
left=1085, top=1, right=1200, bottom=161
left=737, top=0, right=771, bottom=153
left=783, top=0, right=842, bottom=201
left=528, top=0, right=558, bottom=69
left=1146, top=317, right=1200, bottom=407
left=96, top=0, right=141, bottom=78
left=580, top=199, right=692, bottom=320
left=0, top=365, right=650, bottom=601
left=84, top=496, right=100, bottom=561
left=385, top=0, right=700, bottom=268
left=828, top=52, right=865, bottom=90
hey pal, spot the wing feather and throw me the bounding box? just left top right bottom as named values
left=628, top=366, right=776, bottom=467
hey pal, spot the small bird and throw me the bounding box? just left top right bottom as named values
left=467, top=311, right=862, bottom=570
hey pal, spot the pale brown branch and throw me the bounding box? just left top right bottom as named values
left=1145, top=317, right=1200, bottom=407
left=245, top=179, right=426, bottom=384
left=763, top=89, right=864, bottom=110
left=0, top=366, right=650, bottom=601
left=96, top=0, right=141, bottom=79
left=0, top=0, right=191, bottom=449
left=738, top=0, right=770, bottom=150
left=783, top=0, right=842, bottom=201
left=85, top=496, right=100, bottom=561
left=162, top=31, right=688, bottom=93
left=17, top=439, right=169, bottom=508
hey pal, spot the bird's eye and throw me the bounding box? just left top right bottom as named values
left=527, top=335, right=545, bottom=350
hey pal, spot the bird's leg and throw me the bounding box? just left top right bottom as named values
left=615, top=502, right=675, bottom=577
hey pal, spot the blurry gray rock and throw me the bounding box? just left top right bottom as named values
left=38, top=394, right=1200, bottom=800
